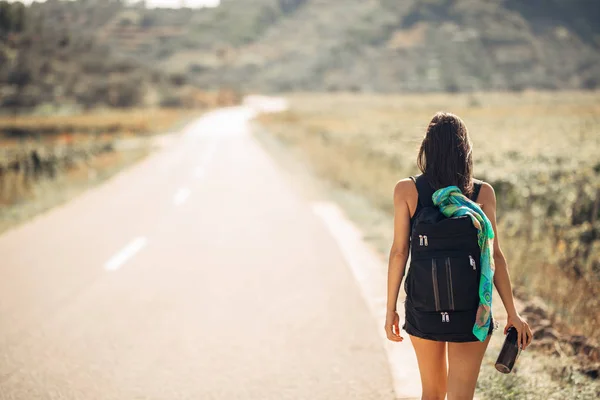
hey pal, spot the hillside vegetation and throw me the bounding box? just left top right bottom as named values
left=0, top=0, right=240, bottom=113
left=71, top=0, right=600, bottom=92
left=2, top=0, right=599, bottom=104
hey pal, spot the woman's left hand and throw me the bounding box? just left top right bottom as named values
left=505, top=312, right=533, bottom=350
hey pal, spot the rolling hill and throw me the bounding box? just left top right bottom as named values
left=102, top=0, right=600, bottom=92
left=2, top=0, right=600, bottom=109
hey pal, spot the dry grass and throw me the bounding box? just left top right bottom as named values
left=0, top=108, right=195, bottom=135
left=257, top=91, right=600, bottom=397
left=0, top=108, right=201, bottom=234
left=0, top=146, right=149, bottom=233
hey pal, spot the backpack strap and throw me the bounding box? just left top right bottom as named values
left=412, top=174, right=483, bottom=205
left=471, top=179, right=483, bottom=202
left=412, top=174, right=435, bottom=208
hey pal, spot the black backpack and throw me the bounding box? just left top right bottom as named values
left=404, top=174, right=483, bottom=337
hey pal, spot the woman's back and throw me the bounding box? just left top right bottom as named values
left=408, top=174, right=484, bottom=236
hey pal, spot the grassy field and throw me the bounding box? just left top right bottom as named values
left=0, top=108, right=195, bottom=134
left=256, top=91, right=600, bottom=399
left=0, top=108, right=200, bottom=234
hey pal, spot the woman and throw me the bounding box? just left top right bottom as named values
left=384, top=112, right=533, bottom=400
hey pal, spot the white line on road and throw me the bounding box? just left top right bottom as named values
left=202, top=142, right=217, bottom=165
left=192, top=142, right=217, bottom=180
left=105, top=237, right=148, bottom=271
left=173, top=187, right=191, bottom=206
left=311, top=202, right=421, bottom=399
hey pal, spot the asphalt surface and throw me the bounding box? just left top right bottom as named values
left=0, top=104, right=402, bottom=400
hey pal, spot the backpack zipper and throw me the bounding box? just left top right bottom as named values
left=469, top=255, right=476, bottom=270
left=440, top=312, right=449, bottom=322
left=419, top=235, right=423, bottom=246
left=445, top=258, right=455, bottom=311
left=424, top=235, right=428, bottom=246
left=432, top=259, right=440, bottom=312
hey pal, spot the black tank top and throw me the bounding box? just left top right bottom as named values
left=409, top=174, right=484, bottom=236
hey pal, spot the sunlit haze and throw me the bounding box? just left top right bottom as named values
left=6, top=0, right=221, bottom=8
left=0, top=0, right=598, bottom=398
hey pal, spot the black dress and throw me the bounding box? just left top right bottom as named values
left=401, top=175, right=497, bottom=342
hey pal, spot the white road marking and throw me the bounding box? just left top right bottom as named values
left=202, top=142, right=217, bottom=164
left=312, top=202, right=422, bottom=399
left=192, top=142, right=217, bottom=180
left=105, top=237, right=147, bottom=271
left=173, top=187, right=191, bottom=206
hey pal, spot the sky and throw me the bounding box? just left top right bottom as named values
left=137, top=0, right=221, bottom=8
left=6, top=0, right=221, bottom=8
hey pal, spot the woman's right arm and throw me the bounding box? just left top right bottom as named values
left=479, top=182, right=533, bottom=350
left=384, top=179, right=413, bottom=342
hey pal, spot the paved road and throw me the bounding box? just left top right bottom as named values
left=0, top=103, right=413, bottom=399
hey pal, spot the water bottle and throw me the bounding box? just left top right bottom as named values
left=495, top=326, right=521, bottom=374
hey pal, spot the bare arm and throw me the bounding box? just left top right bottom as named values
left=479, top=182, right=532, bottom=349
left=384, top=179, right=413, bottom=342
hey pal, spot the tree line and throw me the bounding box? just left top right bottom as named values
left=0, top=1, right=28, bottom=35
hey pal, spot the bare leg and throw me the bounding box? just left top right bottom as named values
left=446, top=335, right=491, bottom=400
left=408, top=334, right=448, bottom=400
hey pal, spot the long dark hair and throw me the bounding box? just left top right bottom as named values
left=417, top=112, right=474, bottom=197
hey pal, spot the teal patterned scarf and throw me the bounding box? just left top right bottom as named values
left=432, top=186, right=495, bottom=341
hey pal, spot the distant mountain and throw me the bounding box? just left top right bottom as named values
left=181, top=0, right=600, bottom=92
left=2, top=0, right=599, bottom=105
